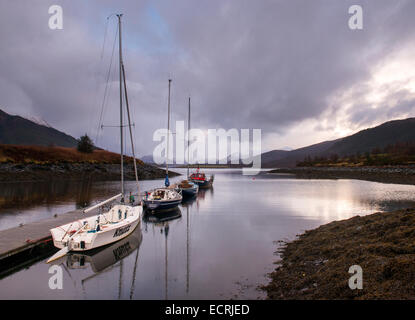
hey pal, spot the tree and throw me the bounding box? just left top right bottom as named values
left=77, top=134, right=94, bottom=153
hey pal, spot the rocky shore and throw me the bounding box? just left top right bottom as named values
left=262, top=207, right=415, bottom=299
left=269, top=166, right=415, bottom=185
left=0, top=162, right=179, bottom=182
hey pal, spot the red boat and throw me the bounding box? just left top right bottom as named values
left=189, top=168, right=214, bottom=189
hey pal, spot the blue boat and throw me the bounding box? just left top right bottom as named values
left=142, top=188, right=182, bottom=212
left=142, top=80, right=182, bottom=213
left=175, top=180, right=198, bottom=198
left=175, top=97, right=200, bottom=199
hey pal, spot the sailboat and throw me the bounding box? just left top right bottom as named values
left=175, top=97, right=198, bottom=198
left=143, top=79, right=182, bottom=212
left=47, top=14, right=142, bottom=263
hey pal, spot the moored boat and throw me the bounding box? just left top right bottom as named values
left=174, top=97, right=199, bottom=199
left=175, top=179, right=198, bottom=198
left=47, top=14, right=143, bottom=263
left=189, top=167, right=214, bottom=189
left=143, top=188, right=182, bottom=211
left=143, top=79, right=182, bottom=212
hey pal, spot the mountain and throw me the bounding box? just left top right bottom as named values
left=260, top=149, right=291, bottom=164
left=324, top=118, right=415, bottom=156
left=140, top=154, right=155, bottom=164
left=262, top=139, right=340, bottom=167
left=262, top=117, right=415, bottom=168
left=0, top=109, right=78, bottom=147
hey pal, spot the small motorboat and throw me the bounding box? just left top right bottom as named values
left=189, top=167, right=214, bottom=189
left=142, top=188, right=182, bottom=212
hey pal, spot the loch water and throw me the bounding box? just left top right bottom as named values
left=1, top=168, right=415, bottom=299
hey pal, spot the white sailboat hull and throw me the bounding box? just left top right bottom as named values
left=50, top=204, right=142, bottom=252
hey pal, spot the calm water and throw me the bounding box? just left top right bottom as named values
left=1, top=168, right=415, bottom=299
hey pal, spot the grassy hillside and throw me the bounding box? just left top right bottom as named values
left=262, top=139, right=339, bottom=168
left=263, top=118, right=415, bottom=168
left=0, top=109, right=78, bottom=147
left=0, top=144, right=144, bottom=165
left=325, top=118, right=415, bottom=156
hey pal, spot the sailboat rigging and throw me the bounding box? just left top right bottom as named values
left=47, top=14, right=142, bottom=263
left=175, top=97, right=199, bottom=198
left=142, top=80, right=182, bottom=212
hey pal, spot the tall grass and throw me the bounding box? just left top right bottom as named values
left=0, top=144, right=143, bottom=165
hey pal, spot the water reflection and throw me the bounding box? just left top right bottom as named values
left=57, top=227, right=142, bottom=300
left=66, top=227, right=142, bottom=274
left=143, top=208, right=182, bottom=300
left=0, top=178, right=94, bottom=210
left=2, top=169, right=415, bottom=299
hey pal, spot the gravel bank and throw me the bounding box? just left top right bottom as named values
left=262, top=207, right=415, bottom=299
left=269, top=166, right=415, bottom=185
left=0, top=162, right=179, bottom=182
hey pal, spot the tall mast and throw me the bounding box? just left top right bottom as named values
left=122, top=63, right=140, bottom=196
left=186, top=205, right=190, bottom=293
left=187, top=97, right=191, bottom=179
left=165, top=79, right=172, bottom=187
left=117, top=14, right=124, bottom=197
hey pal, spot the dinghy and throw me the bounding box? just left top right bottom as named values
left=47, top=14, right=142, bottom=263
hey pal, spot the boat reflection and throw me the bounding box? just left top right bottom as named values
left=197, top=187, right=213, bottom=200
left=181, top=196, right=197, bottom=208
left=142, top=207, right=182, bottom=300
left=142, top=207, right=182, bottom=224
left=66, top=227, right=143, bottom=274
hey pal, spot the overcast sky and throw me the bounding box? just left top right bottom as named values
left=1, top=0, right=415, bottom=157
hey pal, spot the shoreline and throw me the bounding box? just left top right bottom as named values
left=0, top=162, right=180, bottom=182
left=262, top=207, right=415, bottom=299
left=269, top=166, right=415, bottom=185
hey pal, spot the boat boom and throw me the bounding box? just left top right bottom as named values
left=83, top=193, right=122, bottom=213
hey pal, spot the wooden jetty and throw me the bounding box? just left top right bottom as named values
left=0, top=209, right=101, bottom=277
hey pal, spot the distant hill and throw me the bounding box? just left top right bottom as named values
left=0, top=109, right=78, bottom=147
left=140, top=154, right=155, bottom=164
left=324, top=118, right=415, bottom=156
left=262, top=139, right=340, bottom=168
left=262, top=118, right=415, bottom=168
left=0, top=144, right=144, bottom=165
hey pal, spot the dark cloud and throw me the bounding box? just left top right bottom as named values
left=1, top=0, right=415, bottom=155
